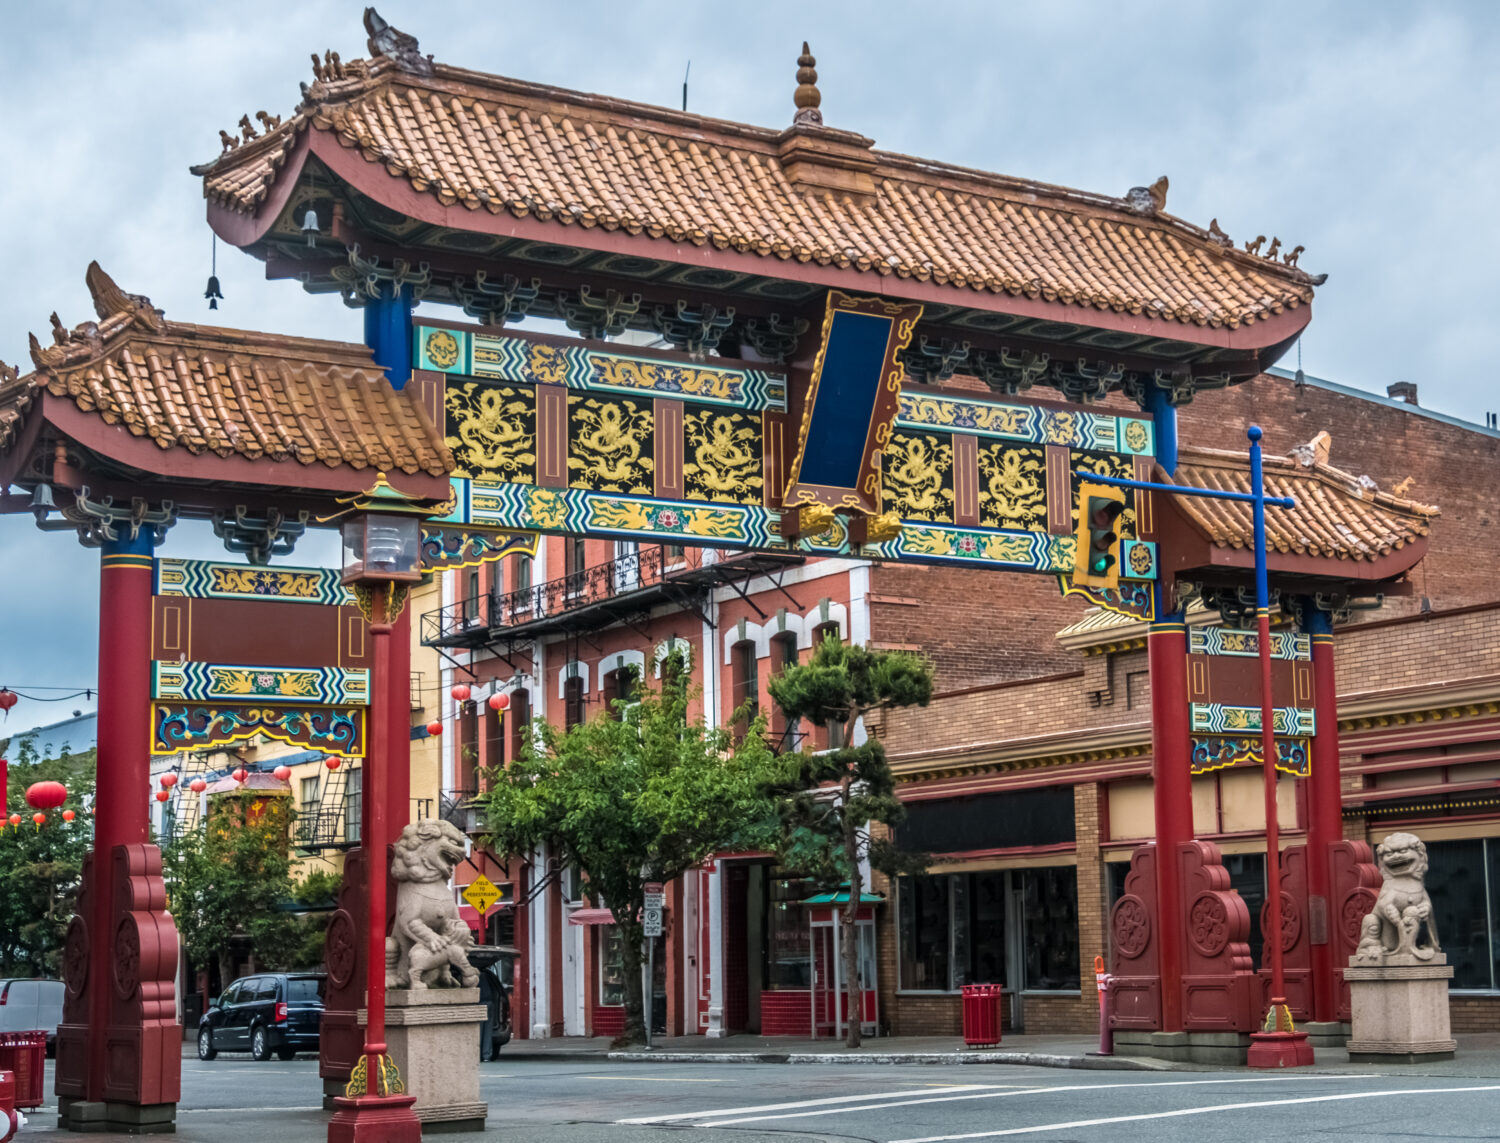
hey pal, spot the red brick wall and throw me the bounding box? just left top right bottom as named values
left=760, top=990, right=812, bottom=1037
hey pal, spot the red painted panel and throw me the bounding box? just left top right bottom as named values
left=153, top=597, right=369, bottom=669
left=953, top=434, right=979, bottom=528
left=760, top=991, right=812, bottom=1037
left=655, top=399, right=684, bottom=501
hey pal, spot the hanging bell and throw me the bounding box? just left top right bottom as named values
left=204, top=274, right=224, bottom=310
left=302, top=208, right=320, bottom=247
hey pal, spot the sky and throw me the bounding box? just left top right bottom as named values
left=1, top=0, right=1498, bottom=733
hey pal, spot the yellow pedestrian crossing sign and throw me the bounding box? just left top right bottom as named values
left=462, top=874, right=502, bottom=916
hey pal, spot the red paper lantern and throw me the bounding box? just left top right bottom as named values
left=0, top=690, right=17, bottom=717
left=160, top=773, right=178, bottom=789
left=189, top=778, right=208, bottom=794
left=487, top=692, right=510, bottom=712
left=231, top=767, right=248, bottom=784
left=6, top=814, right=19, bottom=828
left=31, top=812, right=45, bottom=826
left=273, top=765, right=292, bottom=782
left=325, top=756, right=342, bottom=770
left=61, top=809, right=75, bottom=822
left=25, top=780, right=67, bottom=810
left=451, top=683, right=471, bottom=702
left=426, top=720, right=443, bottom=736
left=155, top=790, right=170, bottom=803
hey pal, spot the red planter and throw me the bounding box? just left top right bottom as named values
left=760, top=990, right=812, bottom=1037
left=592, top=1006, right=626, bottom=1038
left=0, top=1033, right=44, bottom=1108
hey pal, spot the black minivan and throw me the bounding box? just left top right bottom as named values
left=198, top=973, right=325, bottom=1061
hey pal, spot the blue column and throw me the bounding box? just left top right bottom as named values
left=1144, top=385, right=1179, bottom=475
left=364, top=283, right=416, bottom=390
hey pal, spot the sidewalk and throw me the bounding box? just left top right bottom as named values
left=500, top=1031, right=1500, bottom=1077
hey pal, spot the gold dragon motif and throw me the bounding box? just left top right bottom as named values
left=568, top=396, right=655, bottom=495
left=209, top=567, right=321, bottom=598
left=881, top=432, right=953, bottom=522
left=683, top=409, right=762, bottom=504
left=445, top=382, right=536, bottom=482
left=977, top=444, right=1046, bottom=530
left=1072, top=452, right=1137, bottom=538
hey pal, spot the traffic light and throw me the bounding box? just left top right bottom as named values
left=1072, top=481, right=1127, bottom=589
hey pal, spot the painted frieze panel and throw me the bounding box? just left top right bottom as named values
left=976, top=441, right=1047, bottom=531
left=419, top=320, right=1158, bottom=579
left=445, top=380, right=537, bottom=484
left=419, top=526, right=537, bottom=572
left=152, top=662, right=369, bottom=706
left=881, top=430, right=955, bottom=524
left=1191, top=734, right=1310, bottom=778
left=1189, top=702, right=1316, bottom=737
left=567, top=393, right=655, bottom=496
left=155, top=558, right=352, bottom=605
left=152, top=703, right=364, bottom=757
left=1189, top=627, right=1310, bottom=662
left=1185, top=622, right=1316, bottom=777
left=681, top=404, right=763, bottom=505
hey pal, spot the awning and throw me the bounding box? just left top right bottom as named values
left=567, top=907, right=618, bottom=926
left=802, top=891, right=884, bottom=905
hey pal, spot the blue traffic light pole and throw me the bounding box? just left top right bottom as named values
left=1082, top=425, right=1313, bottom=1067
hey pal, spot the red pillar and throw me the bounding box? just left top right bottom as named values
left=1304, top=605, right=1342, bottom=1024
left=57, top=528, right=180, bottom=1132
left=1147, top=609, right=1192, bottom=1032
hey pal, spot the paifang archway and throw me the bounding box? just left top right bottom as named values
left=0, top=8, right=1436, bottom=1131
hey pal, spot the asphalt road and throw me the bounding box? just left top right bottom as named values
left=23, top=1055, right=1500, bottom=1141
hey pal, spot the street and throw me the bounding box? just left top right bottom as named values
left=23, top=1055, right=1500, bottom=1142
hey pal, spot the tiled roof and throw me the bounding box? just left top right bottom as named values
left=1167, top=443, right=1438, bottom=562
left=195, top=36, right=1320, bottom=332
left=1, top=263, right=451, bottom=477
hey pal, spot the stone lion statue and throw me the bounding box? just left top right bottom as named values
left=386, top=819, right=480, bottom=989
left=1353, top=831, right=1441, bottom=965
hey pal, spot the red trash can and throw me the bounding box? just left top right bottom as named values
left=0, top=1069, right=17, bottom=1143
left=961, top=984, right=1002, bottom=1047
left=0, top=1032, right=45, bottom=1109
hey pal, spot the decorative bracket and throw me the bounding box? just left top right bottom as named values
left=352, top=582, right=412, bottom=626
left=452, top=271, right=541, bottom=327
left=970, top=347, right=1049, bottom=395
left=331, top=243, right=432, bottom=307
left=212, top=506, right=311, bottom=566
left=653, top=300, right=735, bottom=358
left=897, top=336, right=970, bottom=385
left=559, top=286, right=642, bottom=339
left=60, top=489, right=176, bottom=548
left=740, top=314, right=808, bottom=364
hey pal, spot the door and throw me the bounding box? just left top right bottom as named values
left=220, top=979, right=252, bottom=1047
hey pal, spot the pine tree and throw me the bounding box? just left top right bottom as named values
left=767, top=636, right=932, bottom=1047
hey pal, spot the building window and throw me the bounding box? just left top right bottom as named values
left=345, top=768, right=362, bottom=844
left=565, top=538, right=586, bottom=598
left=765, top=876, right=813, bottom=990
left=603, top=665, right=639, bottom=720
left=768, top=633, right=799, bottom=750
left=458, top=698, right=478, bottom=793
left=463, top=568, right=481, bottom=621
left=1018, top=867, right=1080, bottom=990
left=664, top=542, right=685, bottom=561
left=508, top=689, right=532, bottom=762
left=564, top=675, right=585, bottom=729
left=811, top=623, right=843, bottom=749
left=898, top=867, right=1079, bottom=992
left=730, top=641, right=758, bottom=741
left=514, top=553, right=532, bottom=594
left=300, top=775, right=319, bottom=841
left=1425, top=837, right=1497, bottom=990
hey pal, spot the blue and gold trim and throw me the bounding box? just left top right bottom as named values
left=897, top=392, right=1153, bottom=454
left=151, top=702, right=365, bottom=757
left=1189, top=702, right=1316, bottom=736
left=1189, top=626, right=1311, bottom=662
left=155, top=559, right=353, bottom=605
left=1190, top=734, right=1310, bottom=778
left=102, top=554, right=155, bottom=571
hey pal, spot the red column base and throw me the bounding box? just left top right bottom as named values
left=327, top=1094, right=422, bottom=1143
left=1247, top=1030, right=1316, bottom=1069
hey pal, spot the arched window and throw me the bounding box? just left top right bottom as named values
left=602, top=664, right=639, bottom=720
left=730, top=640, right=758, bottom=743
left=507, top=689, right=532, bottom=763
left=769, top=632, right=800, bottom=751
left=811, top=622, right=845, bottom=750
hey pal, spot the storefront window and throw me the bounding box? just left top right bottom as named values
left=766, top=879, right=811, bottom=989
left=900, top=867, right=1078, bottom=992
left=898, top=875, right=950, bottom=990
left=1223, top=853, right=1266, bottom=972
left=1426, top=837, right=1490, bottom=990
left=1020, top=867, right=1079, bottom=990
left=599, top=925, right=626, bottom=1006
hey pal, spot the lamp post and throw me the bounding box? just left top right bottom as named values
left=327, top=476, right=427, bottom=1143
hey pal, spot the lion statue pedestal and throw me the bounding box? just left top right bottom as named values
left=1346, top=832, right=1457, bottom=1062
left=362, top=821, right=488, bottom=1131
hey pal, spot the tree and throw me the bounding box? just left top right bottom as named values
left=0, top=747, right=95, bottom=976
left=767, top=637, right=932, bottom=1047
left=480, top=659, right=787, bottom=1044
left=161, top=792, right=301, bottom=986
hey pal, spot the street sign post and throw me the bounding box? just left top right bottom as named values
left=642, top=884, right=664, bottom=1047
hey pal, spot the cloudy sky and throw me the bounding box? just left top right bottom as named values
left=1, top=0, right=1497, bottom=734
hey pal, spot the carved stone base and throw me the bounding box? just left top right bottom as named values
left=1346, top=962, right=1457, bottom=1059
left=361, top=989, right=488, bottom=1131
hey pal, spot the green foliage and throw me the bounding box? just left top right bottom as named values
left=480, top=657, right=789, bottom=1043
left=0, top=748, right=95, bottom=976
left=766, top=637, right=933, bottom=1046
left=162, top=794, right=304, bottom=977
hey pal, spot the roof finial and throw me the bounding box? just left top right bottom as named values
left=793, top=42, right=823, bottom=126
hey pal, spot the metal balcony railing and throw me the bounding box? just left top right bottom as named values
left=440, top=787, right=483, bottom=835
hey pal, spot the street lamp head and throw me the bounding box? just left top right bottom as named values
left=340, top=512, right=422, bottom=586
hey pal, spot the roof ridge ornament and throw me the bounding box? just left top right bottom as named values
left=364, top=7, right=434, bottom=76
left=1124, top=176, right=1168, bottom=216
left=793, top=42, right=822, bottom=126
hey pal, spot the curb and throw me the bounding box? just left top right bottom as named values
left=498, top=1049, right=1169, bottom=1071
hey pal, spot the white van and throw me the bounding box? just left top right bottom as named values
left=0, top=979, right=65, bottom=1054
